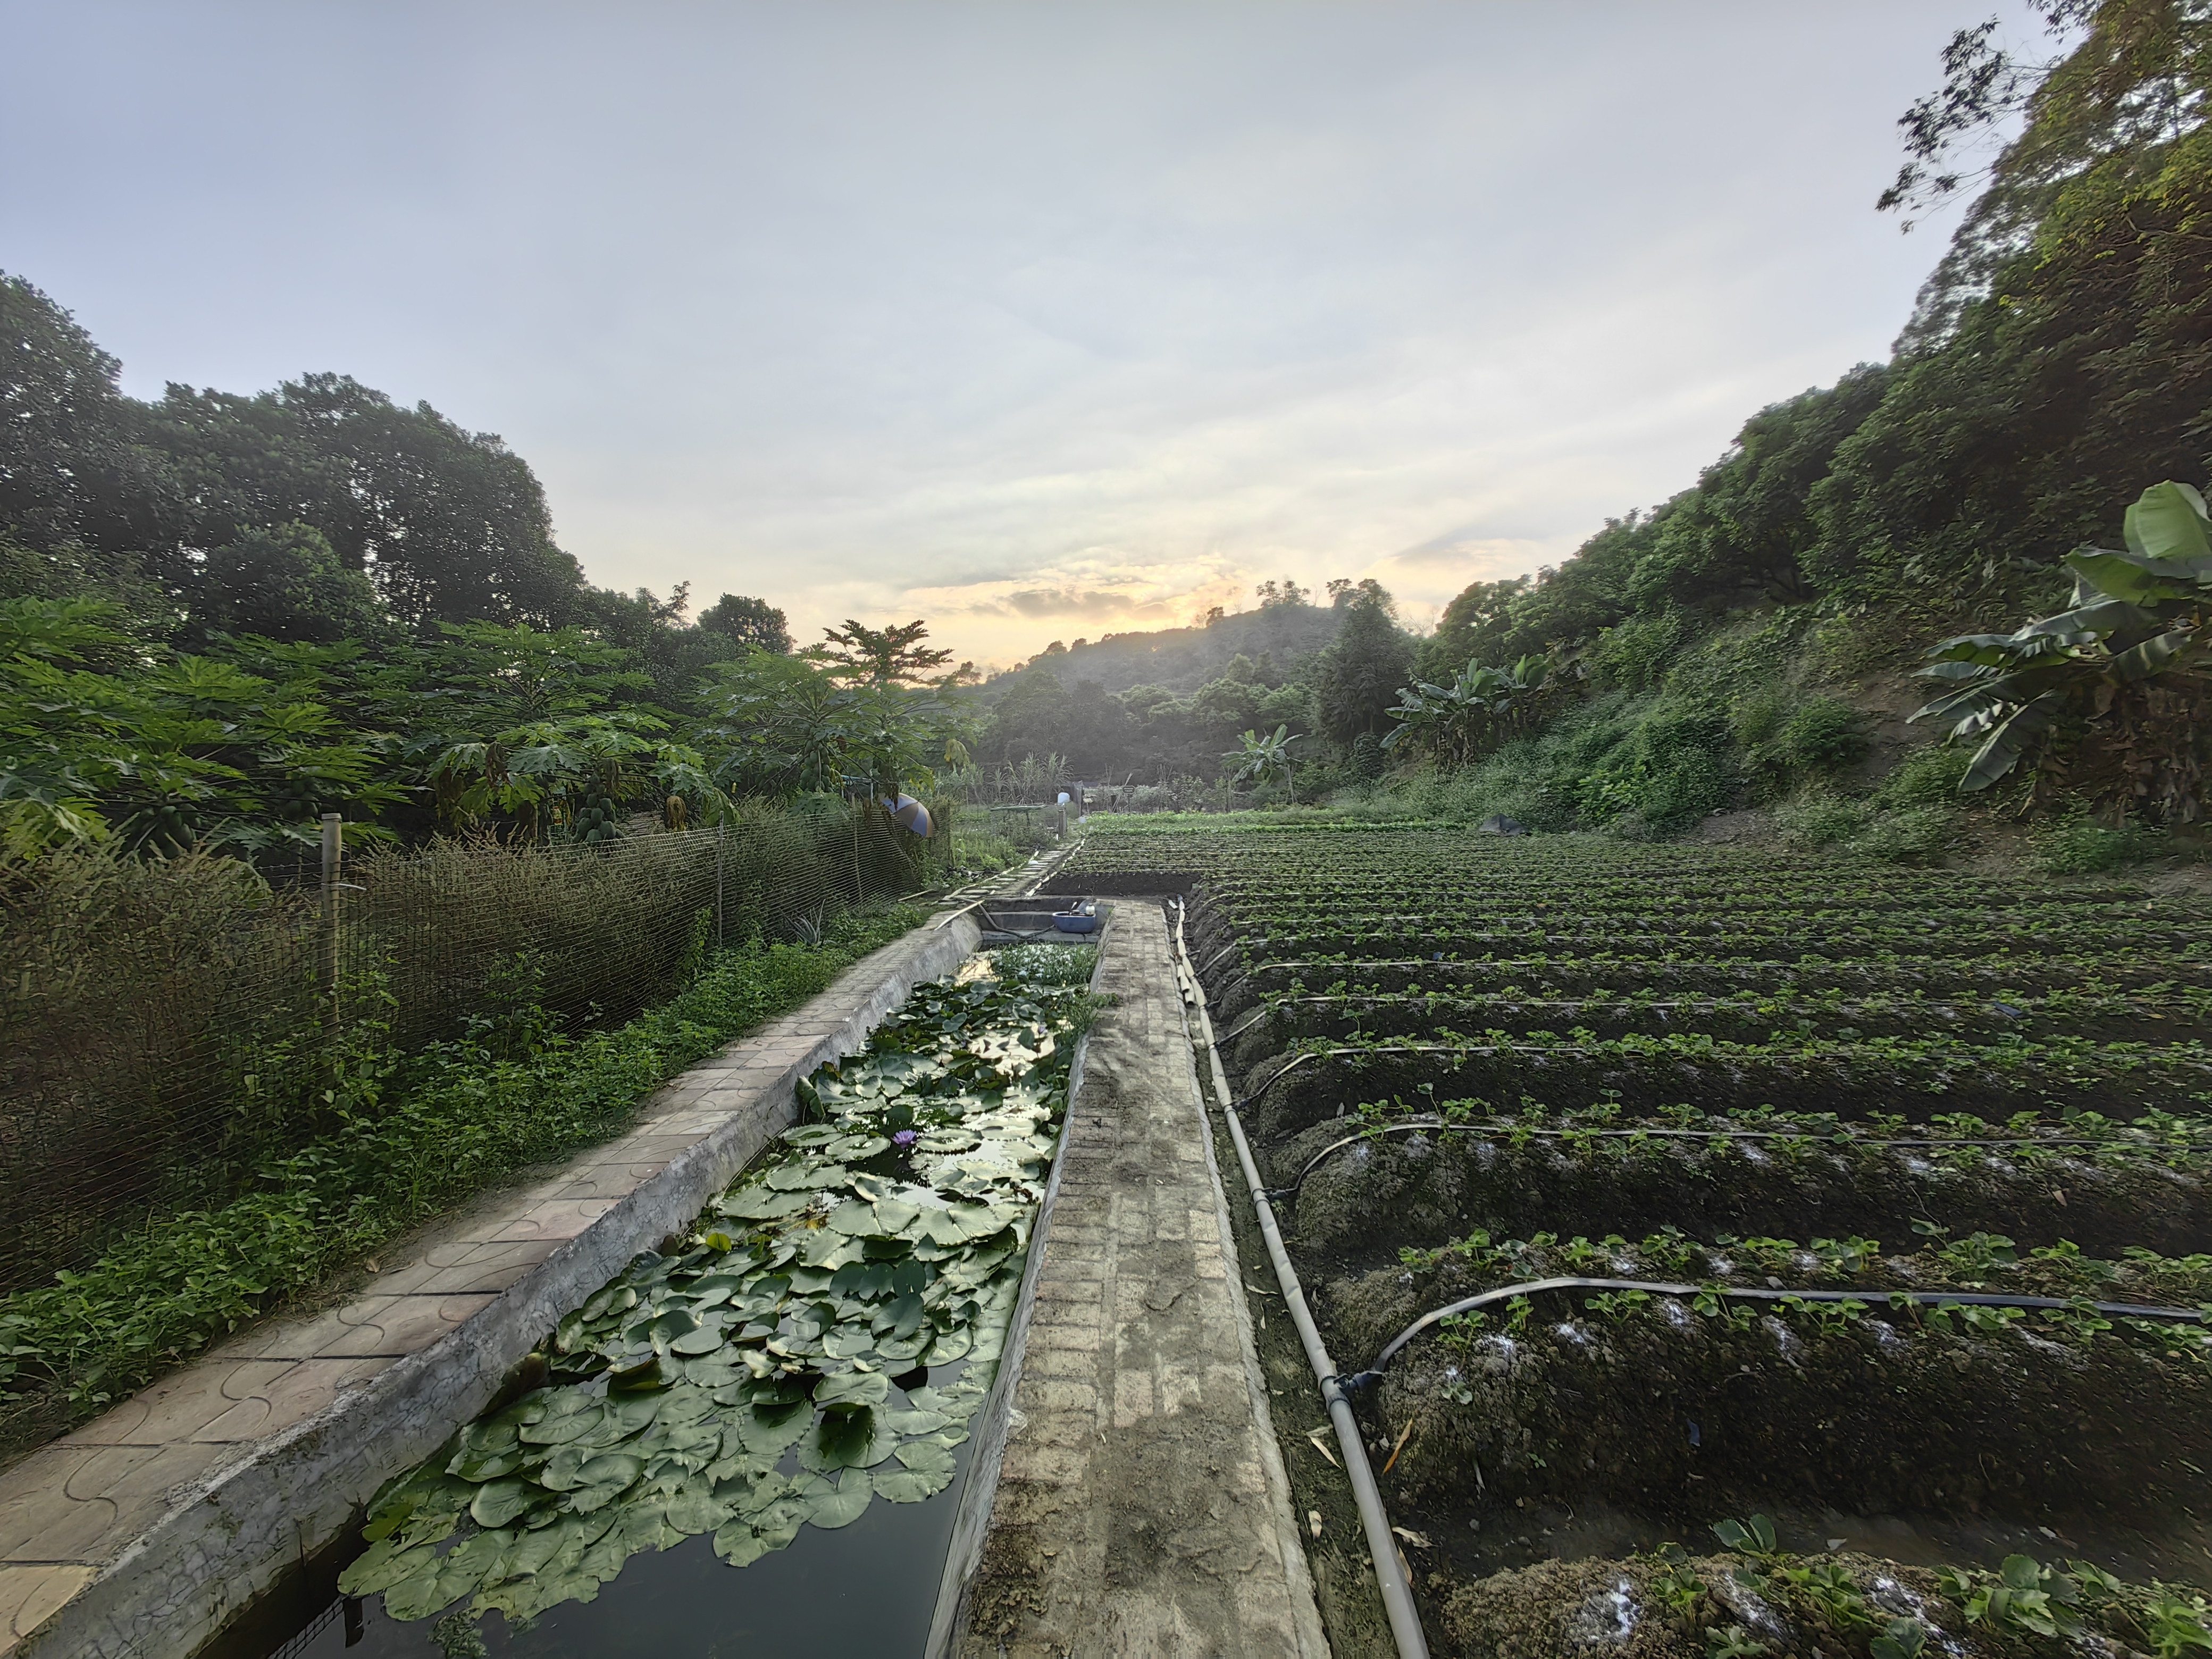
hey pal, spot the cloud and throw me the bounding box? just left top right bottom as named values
left=1, top=1, right=2041, bottom=665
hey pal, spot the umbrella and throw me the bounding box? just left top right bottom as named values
left=882, top=794, right=932, bottom=836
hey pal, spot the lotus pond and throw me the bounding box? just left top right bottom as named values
left=254, top=942, right=1097, bottom=1657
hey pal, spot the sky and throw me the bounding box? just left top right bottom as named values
left=1, top=2, right=2043, bottom=667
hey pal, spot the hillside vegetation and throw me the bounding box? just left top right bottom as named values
left=1373, top=2, right=2212, bottom=861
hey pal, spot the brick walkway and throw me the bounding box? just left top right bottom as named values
left=0, top=915, right=978, bottom=1659
left=953, top=903, right=1327, bottom=1657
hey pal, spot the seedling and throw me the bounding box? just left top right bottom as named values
left=1705, top=1624, right=1768, bottom=1658
left=1939, top=1554, right=2083, bottom=1639
left=1868, top=1616, right=1928, bottom=1658
left=1712, top=1513, right=1781, bottom=1561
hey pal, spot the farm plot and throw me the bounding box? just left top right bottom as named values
left=1051, top=825, right=2212, bottom=1658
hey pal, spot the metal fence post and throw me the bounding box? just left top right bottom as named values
left=716, top=822, right=726, bottom=951
left=320, top=811, right=342, bottom=998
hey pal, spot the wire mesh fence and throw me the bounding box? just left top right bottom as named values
left=0, top=798, right=944, bottom=1295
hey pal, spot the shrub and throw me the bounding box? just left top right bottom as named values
left=1775, top=794, right=1875, bottom=849
left=1854, top=805, right=1958, bottom=864
left=2031, top=817, right=2171, bottom=874
left=1774, top=697, right=1870, bottom=772
left=1875, top=744, right=1972, bottom=808
left=0, top=904, right=927, bottom=1441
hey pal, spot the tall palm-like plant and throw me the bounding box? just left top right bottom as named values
left=1382, top=654, right=1551, bottom=765
left=1225, top=724, right=1297, bottom=797
left=1912, top=480, right=2212, bottom=815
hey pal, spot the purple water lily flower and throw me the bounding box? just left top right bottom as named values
left=892, top=1129, right=919, bottom=1147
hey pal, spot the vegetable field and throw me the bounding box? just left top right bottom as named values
left=1052, top=825, right=2212, bottom=1659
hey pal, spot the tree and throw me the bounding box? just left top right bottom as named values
left=698, top=650, right=974, bottom=800
left=814, top=618, right=954, bottom=684
left=697, top=592, right=791, bottom=654
left=1312, top=584, right=1413, bottom=744
left=150, top=374, right=585, bottom=627
left=193, top=522, right=386, bottom=643
left=1911, top=478, right=2212, bottom=817
left=0, top=274, right=189, bottom=579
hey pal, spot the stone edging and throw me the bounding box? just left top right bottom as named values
left=0, top=915, right=979, bottom=1659
left=923, top=910, right=1109, bottom=1655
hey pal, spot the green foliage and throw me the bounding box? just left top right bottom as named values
left=1773, top=794, right=1874, bottom=849
left=1382, top=654, right=1553, bottom=766
left=2032, top=813, right=2173, bottom=873
left=1911, top=480, right=2212, bottom=809
left=1770, top=697, right=1869, bottom=772
left=1851, top=805, right=1958, bottom=866
left=1226, top=725, right=1297, bottom=792
left=694, top=593, right=791, bottom=656
left=0, top=906, right=924, bottom=1424
left=1312, top=587, right=1414, bottom=745
left=1873, top=744, right=1972, bottom=809
left=700, top=650, right=973, bottom=801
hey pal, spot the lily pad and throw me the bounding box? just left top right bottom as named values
left=447, top=1447, right=524, bottom=1482
left=874, top=1443, right=957, bottom=1503
left=799, top=1405, right=899, bottom=1472
left=923, top=1328, right=974, bottom=1365
left=874, top=1328, right=933, bottom=1363
left=470, top=1479, right=540, bottom=1528
left=711, top=1497, right=805, bottom=1567
left=718, top=1187, right=810, bottom=1221
left=337, top=1539, right=439, bottom=1597
left=828, top=1134, right=891, bottom=1160
left=767, top=1159, right=848, bottom=1192
left=380, top=1560, right=468, bottom=1623
left=814, top=1368, right=891, bottom=1409
left=733, top=1401, right=812, bottom=1457
left=795, top=1466, right=875, bottom=1530
left=665, top=1478, right=735, bottom=1536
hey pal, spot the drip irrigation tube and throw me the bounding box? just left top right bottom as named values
left=1270, top=1117, right=2188, bottom=1204
left=1338, top=1276, right=2212, bottom=1394
left=1196, top=939, right=1245, bottom=979
left=1171, top=900, right=1431, bottom=1659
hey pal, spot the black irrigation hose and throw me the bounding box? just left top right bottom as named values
left=1335, top=1276, right=2212, bottom=1394
left=1270, top=1117, right=2195, bottom=1204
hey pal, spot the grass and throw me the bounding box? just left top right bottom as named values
left=0, top=903, right=927, bottom=1458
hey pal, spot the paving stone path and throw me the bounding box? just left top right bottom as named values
left=953, top=902, right=1328, bottom=1658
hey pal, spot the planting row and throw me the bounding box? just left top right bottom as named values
left=1275, top=1099, right=2212, bottom=1262
left=1212, top=956, right=2212, bottom=1013
left=332, top=945, right=1096, bottom=1638
left=1234, top=1033, right=2212, bottom=1139
left=1222, top=984, right=2212, bottom=1053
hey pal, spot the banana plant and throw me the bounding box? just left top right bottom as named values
left=1383, top=654, right=1551, bottom=764
left=1225, top=724, right=1297, bottom=792
left=1911, top=481, right=2212, bottom=795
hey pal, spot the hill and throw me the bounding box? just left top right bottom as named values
left=978, top=598, right=1346, bottom=701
